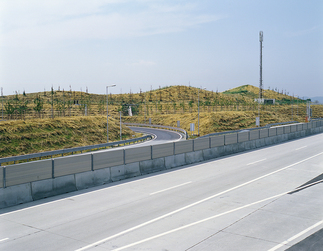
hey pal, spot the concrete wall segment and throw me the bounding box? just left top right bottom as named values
left=249, top=130, right=259, bottom=140
left=225, top=133, right=238, bottom=145
left=238, top=132, right=249, bottom=142
left=194, top=137, right=210, bottom=151
left=0, top=183, right=32, bottom=208
left=140, top=158, right=165, bottom=174
left=175, top=141, right=193, bottom=155
left=152, top=143, right=174, bottom=159
left=93, top=150, right=123, bottom=170
left=54, top=155, right=91, bottom=177
left=210, top=135, right=224, bottom=147
left=125, top=146, right=151, bottom=164
left=6, top=159, right=52, bottom=187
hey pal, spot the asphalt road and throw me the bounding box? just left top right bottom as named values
left=0, top=133, right=322, bottom=251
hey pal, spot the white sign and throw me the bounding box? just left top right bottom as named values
left=190, top=123, right=195, bottom=131
left=128, top=106, right=132, bottom=116
left=256, top=117, right=260, bottom=126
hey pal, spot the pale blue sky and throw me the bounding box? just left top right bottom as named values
left=0, top=0, right=322, bottom=97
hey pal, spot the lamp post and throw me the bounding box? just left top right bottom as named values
left=106, top=85, right=116, bottom=142
left=198, top=87, right=206, bottom=136
left=119, top=111, right=122, bottom=141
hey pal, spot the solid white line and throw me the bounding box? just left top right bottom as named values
left=268, top=220, right=323, bottom=251
left=113, top=180, right=323, bottom=251
left=295, top=146, right=307, bottom=151
left=149, top=182, right=192, bottom=195
left=0, top=238, right=9, bottom=242
left=247, top=158, right=267, bottom=166
left=75, top=151, right=323, bottom=251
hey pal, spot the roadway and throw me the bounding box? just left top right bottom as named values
left=0, top=133, right=322, bottom=250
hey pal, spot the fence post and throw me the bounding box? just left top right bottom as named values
left=123, top=149, right=126, bottom=165
left=91, top=154, right=94, bottom=171
left=51, top=159, right=54, bottom=178
left=3, top=167, right=6, bottom=188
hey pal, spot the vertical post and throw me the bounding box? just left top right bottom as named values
left=106, top=85, right=116, bottom=143
left=198, top=88, right=200, bottom=136
left=119, top=111, right=122, bottom=141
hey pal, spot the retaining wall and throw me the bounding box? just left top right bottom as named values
left=1, top=121, right=322, bottom=209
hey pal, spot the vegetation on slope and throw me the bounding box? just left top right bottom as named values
left=0, top=116, right=139, bottom=158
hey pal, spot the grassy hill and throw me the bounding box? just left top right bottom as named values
left=1, top=84, right=322, bottom=158
left=0, top=116, right=140, bottom=158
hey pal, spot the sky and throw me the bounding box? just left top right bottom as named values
left=0, top=0, right=322, bottom=98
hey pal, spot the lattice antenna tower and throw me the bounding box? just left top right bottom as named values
left=259, top=31, right=263, bottom=99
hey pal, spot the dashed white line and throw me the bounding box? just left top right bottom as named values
left=247, top=158, right=267, bottom=166
left=0, top=238, right=9, bottom=242
left=75, top=151, right=323, bottom=251
left=268, top=220, right=323, bottom=251
left=295, top=146, right=307, bottom=151
left=150, top=182, right=192, bottom=195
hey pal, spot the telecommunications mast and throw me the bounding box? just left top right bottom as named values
left=259, top=31, right=263, bottom=99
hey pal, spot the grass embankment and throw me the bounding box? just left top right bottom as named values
left=0, top=116, right=139, bottom=158
left=123, top=110, right=305, bottom=137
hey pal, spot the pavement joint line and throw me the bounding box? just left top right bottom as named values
left=246, top=158, right=267, bottom=166
left=267, top=220, right=323, bottom=251
left=149, top=181, right=192, bottom=195
left=74, top=152, right=323, bottom=251
left=109, top=181, right=323, bottom=251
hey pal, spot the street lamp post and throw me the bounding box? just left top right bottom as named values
left=106, top=85, right=116, bottom=142
left=198, top=87, right=206, bottom=136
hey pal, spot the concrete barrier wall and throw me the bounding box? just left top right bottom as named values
left=0, top=167, right=3, bottom=188
left=54, top=154, right=91, bottom=177
left=125, top=146, right=151, bottom=164
left=210, top=135, right=224, bottom=147
left=269, top=128, right=277, bottom=137
left=284, top=126, right=291, bottom=134
left=260, top=129, right=269, bottom=138
left=238, top=132, right=249, bottom=143
left=194, top=137, right=210, bottom=151
left=175, top=140, right=193, bottom=154
left=250, top=130, right=259, bottom=140
left=1, top=122, right=322, bottom=209
left=225, top=133, right=237, bottom=145
left=93, top=150, right=124, bottom=170
left=152, top=142, right=174, bottom=159
left=276, top=127, right=283, bottom=135
left=5, top=159, right=52, bottom=187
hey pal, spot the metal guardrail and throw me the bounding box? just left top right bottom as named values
left=0, top=135, right=153, bottom=165
left=198, top=121, right=300, bottom=138
left=124, top=123, right=188, bottom=139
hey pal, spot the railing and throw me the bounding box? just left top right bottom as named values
left=124, top=123, right=188, bottom=139
left=199, top=121, right=300, bottom=138
left=0, top=135, right=153, bottom=166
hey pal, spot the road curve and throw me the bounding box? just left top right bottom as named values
left=0, top=134, right=322, bottom=250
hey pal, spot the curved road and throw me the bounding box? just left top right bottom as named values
left=0, top=134, right=322, bottom=250
left=127, top=126, right=183, bottom=146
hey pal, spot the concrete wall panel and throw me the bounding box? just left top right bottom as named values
left=5, top=159, right=52, bottom=187
left=290, top=125, right=297, bottom=132
left=140, top=158, right=165, bottom=174
left=165, top=154, right=186, bottom=169
left=0, top=167, right=3, bottom=188
left=284, top=126, right=291, bottom=134
left=250, top=130, right=259, bottom=140
left=186, top=150, right=204, bottom=164
left=125, top=146, right=151, bottom=164
left=210, top=135, right=224, bottom=147
left=238, top=132, right=249, bottom=142
left=175, top=141, right=193, bottom=155
left=93, top=150, right=123, bottom=170
left=225, top=133, right=238, bottom=145
left=0, top=183, right=32, bottom=208
left=75, top=168, right=111, bottom=190
left=194, top=138, right=210, bottom=151
left=276, top=127, right=284, bottom=135
left=269, top=128, right=277, bottom=137
left=54, top=155, right=91, bottom=177
left=152, top=142, right=174, bottom=159
left=259, top=129, right=269, bottom=138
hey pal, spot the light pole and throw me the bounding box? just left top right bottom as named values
left=119, top=111, right=122, bottom=141
left=198, top=87, right=206, bottom=136
left=106, top=85, right=116, bottom=142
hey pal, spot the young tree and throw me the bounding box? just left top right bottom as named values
left=33, top=95, right=44, bottom=118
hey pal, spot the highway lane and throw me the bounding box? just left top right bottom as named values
left=0, top=133, right=322, bottom=250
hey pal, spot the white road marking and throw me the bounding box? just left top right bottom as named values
left=247, top=158, right=267, bottom=166
left=113, top=181, right=323, bottom=251
left=268, top=220, right=323, bottom=251
left=0, top=238, right=9, bottom=242
left=150, top=182, right=192, bottom=195
left=295, top=146, right=307, bottom=151
left=75, top=152, right=323, bottom=251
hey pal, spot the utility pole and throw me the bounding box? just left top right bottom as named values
left=106, top=85, right=116, bottom=142
left=259, top=31, right=263, bottom=99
